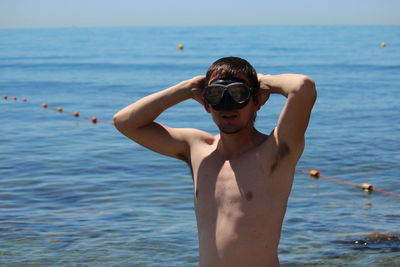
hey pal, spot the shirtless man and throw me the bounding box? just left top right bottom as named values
left=113, top=57, right=316, bottom=267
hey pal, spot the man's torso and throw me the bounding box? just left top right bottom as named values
left=189, top=130, right=300, bottom=267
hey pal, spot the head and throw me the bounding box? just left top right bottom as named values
left=205, top=57, right=259, bottom=94
left=203, top=57, right=261, bottom=134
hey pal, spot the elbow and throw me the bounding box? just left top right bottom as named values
left=113, top=110, right=142, bottom=136
left=301, top=76, right=317, bottom=102
left=302, top=76, right=316, bottom=90
left=112, top=112, right=125, bottom=132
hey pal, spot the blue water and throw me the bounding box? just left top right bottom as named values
left=1, top=26, right=400, bottom=266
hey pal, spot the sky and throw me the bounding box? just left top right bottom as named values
left=1, top=0, right=399, bottom=29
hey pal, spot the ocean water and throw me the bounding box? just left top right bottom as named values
left=1, top=26, right=400, bottom=266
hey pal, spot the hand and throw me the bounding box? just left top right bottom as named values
left=257, top=73, right=272, bottom=106
left=182, top=75, right=206, bottom=105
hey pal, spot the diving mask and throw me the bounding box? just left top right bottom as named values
left=203, top=78, right=255, bottom=111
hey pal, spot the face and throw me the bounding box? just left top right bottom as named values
left=205, top=73, right=260, bottom=134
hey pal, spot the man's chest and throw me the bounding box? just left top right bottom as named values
left=193, top=150, right=277, bottom=209
left=190, top=140, right=296, bottom=213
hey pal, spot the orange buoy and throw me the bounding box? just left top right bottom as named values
left=91, top=117, right=97, bottom=124
left=73, top=112, right=80, bottom=117
left=42, top=103, right=48, bottom=108
left=178, top=43, right=184, bottom=50
left=361, top=183, right=373, bottom=191
left=57, top=107, right=63, bottom=112
left=309, top=170, right=320, bottom=178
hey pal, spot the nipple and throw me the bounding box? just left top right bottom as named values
left=245, top=191, right=253, bottom=201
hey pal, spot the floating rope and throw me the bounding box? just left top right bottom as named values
left=3, top=95, right=113, bottom=125
left=3, top=95, right=400, bottom=197
left=297, top=169, right=400, bottom=197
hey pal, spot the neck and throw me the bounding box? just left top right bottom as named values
left=217, top=126, right=264, bottom=158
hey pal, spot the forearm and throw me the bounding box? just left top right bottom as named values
left=260, top=74, right=315, bottom=98
left=113, top=81, right=191, bottom=132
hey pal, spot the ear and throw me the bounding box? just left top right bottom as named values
left=252, top=95, right=262, bottom=111
left=204, top=103, right=212, bottom=113
left=254, top=92, right=269, bottom=110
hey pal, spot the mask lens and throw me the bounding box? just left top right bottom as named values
left=227, top=83, right=251, bottom=103
left=204, top=85, right=225, bottom=105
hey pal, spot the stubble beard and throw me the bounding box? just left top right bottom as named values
left=217, top=112, right=256, bottom=135
left=219, top=126, right=243, bottom=135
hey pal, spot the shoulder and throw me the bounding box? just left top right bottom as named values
left=239, top=128, right=302, bottom=176
left=184, top=130, right=218, bottom=166
left=177, top=127, right=215, bottom=146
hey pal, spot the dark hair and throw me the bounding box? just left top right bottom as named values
left=205, top=57, right=259, bottom=94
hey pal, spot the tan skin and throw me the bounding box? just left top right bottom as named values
left=113, top=72, right=316, bottom=267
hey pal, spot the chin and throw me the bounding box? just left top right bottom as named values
left=218, top=126, right=243, bottom=134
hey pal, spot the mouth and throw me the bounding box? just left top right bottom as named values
left=220, top=112, right=238, bottom=119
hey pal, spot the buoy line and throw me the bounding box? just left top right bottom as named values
left=297, top=169, right=400, bottom=197
left=3, top=95, right=400, bottom=198
left=3, top=95, right=112, bottom=125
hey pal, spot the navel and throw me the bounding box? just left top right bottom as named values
left=195, top=189, right=199, bottom=198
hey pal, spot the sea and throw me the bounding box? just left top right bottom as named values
left=1, top=26, right=399, bottom=266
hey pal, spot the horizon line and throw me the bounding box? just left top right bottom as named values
left=1, top=23, right=399, bottom=31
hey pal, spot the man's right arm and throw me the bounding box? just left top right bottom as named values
left=113, top=76, right=206, bottom=162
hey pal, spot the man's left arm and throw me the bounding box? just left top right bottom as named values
left=258, top=74, right=317, bottom=154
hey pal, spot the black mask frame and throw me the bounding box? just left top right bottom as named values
left=203, top=78, right=255, bottom=111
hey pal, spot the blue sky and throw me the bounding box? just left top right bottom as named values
left=1, top=0, right=399, bottom=29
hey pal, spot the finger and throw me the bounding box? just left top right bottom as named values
left=191, top=88, right=205, bottom=105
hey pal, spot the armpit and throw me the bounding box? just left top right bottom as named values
left=270, top=142, right=291, bottom=174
